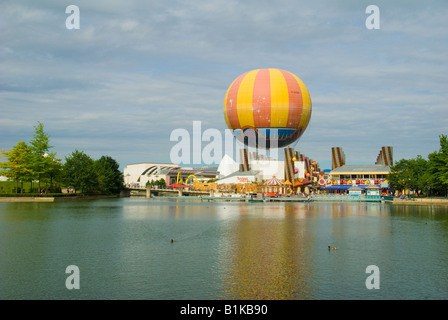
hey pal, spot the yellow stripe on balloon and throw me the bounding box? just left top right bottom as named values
left=269, top=69, right=289, bottom=127
left=223, top=78, right=235, bottom=129
left=292, top=73, right=312, bottom=130
left=236, top=69, right=258, bottom=128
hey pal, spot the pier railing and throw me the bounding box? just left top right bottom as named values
left=310, top=194, right=382, bottom=202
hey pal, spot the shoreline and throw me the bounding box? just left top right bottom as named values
left=1, top=194, right=447, bottom=206
left=0, top=195, right=120, bottom=202
left=387, top=198, right=448, bottom=206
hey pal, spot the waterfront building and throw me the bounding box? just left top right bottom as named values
left=215, top=169, right=260, bottom=185
left=165, top=167, right=218, bottom=185
left=330, top=164, right=390, bottom=184
left=320, top=146, right=392, bottom=194
left=216, top=148, right=317, bottom=186
left=124, top=163, right=178, bottom=188
left=123, top=163, right=218, bottom=188
left=216, top=153, right=287, bottom=183
left=214, top=146, right=320, bottom=197
left=124, top=146, right=392, bottom=195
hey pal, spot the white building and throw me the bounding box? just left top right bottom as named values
left=216, top=170, right=261, bottom=185
left=217, top=154, right=239, bottom=179
left=123, top=163, right=178, bottom=188
left=216, top=154, right=306, bottom=184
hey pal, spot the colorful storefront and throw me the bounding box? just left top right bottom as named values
left=320, top=164, right=391, bottom=195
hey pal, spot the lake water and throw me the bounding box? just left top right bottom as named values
left=0, top=198, right=447, bottom=300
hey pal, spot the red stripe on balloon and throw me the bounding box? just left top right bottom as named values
left=252, top=69, right=271, bottom=128
left=280, top=70, right=303, bottom=128
left=226, top=72, right=246, bottom=129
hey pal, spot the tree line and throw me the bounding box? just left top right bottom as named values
left=0, top=122, right=123, bottom=194
left=146, top=178, right=166, bottom=189
left=388, top=134, right=448, bottom=197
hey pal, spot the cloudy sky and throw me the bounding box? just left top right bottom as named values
left=1, top=0, right=447, bottom=170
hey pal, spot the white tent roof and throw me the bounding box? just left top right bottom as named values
left=264, top=175, right=284, bottom=186
left=217, top=154, right=239, bottom=178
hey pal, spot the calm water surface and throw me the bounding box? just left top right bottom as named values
left=0, top=198, right=447, bottom=299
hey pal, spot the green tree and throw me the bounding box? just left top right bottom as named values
left=28, top=122, right=60, bottom=191
left=0, top=142, right=33, bottom=193
left=389, top=134, right=448, bottom=197
left=409, top=155, right=428, bottom=195
left=389, top=159, right=412, bottom=192
left=147, top=178, right=166, bottom=189
left=45, top=154, right=64, bottom=191
left=156, top=178, right=166, bottom=189
left=425, top=134, right=448, bottom=196
left=388, top=156, right=427, bottom=195
left=94, top=156, right=124, bottom=194
left=63, top=150, right=97, bottom=193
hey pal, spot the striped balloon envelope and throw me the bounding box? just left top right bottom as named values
left=223, top=68, right=312, bottom=149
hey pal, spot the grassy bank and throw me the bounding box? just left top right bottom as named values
left=0, top=180, right=121, bottom=202
left=0, top=180, right=61, bottom=194
left=392, top=198, right=448, bottom=206
left=0, top=192, right=78, bottom=198
left=0, top=194, right=120, bottom=202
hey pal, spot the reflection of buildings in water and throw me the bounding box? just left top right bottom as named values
left=219, top=204, right=315, bottom=299
left=328, top=203, right=393, bottom=242
left=328, top=202, right=365, bottom=218
left=327, top=202, right=394, bottom=218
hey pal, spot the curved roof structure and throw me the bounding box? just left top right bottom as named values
left=264, top=175, right=285, bottom=186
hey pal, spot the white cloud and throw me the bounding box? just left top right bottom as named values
left=1, top=0, right=447, bottom=169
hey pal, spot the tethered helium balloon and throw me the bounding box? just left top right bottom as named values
left=223, top=68, right=312, bottom=149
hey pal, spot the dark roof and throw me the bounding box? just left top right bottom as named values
left=167, top=167, right=218, bottom=175
left=331, top=164, right=390, bottom=174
